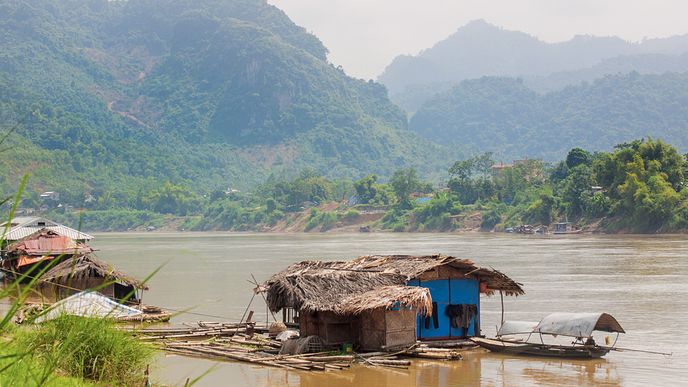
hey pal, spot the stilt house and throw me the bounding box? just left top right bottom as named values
left=2, top=226, right=146, bottom=303
left=37, top=254, right=148, bottom=302
left=263, top=255, right=523, bottom=350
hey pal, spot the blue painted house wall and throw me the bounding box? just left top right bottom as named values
left=408, top=277, right=480, bottom=339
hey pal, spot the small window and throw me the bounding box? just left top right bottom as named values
left=37, top=222, right=46, bottom=227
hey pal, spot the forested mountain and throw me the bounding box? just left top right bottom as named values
left=524, top=52, right=688, bottom=93
left=409, top=72, right=688, bottom=160
left=381, top=19, right=688, bottom=113
left=0, top=0, right=445, bottom=205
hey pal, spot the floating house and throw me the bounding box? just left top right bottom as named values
left=1, top=219, right=147, bottom=303
left=37, top=254, right=148, bottom=303
left=263, top=255, right=523, bottom=351
left=3, top=229, right=93, bottom=271
left=1, top=217, right=93, bottom=246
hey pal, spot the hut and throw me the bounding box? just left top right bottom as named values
left=37, top=254, right=148, bottom=303
left=1, top=217, right=93, bottom=247
left=2, top=229, right=147, bottom=303
left=263, top=255, right=523, bottom=350
left=2, top=229, right=93, bottom=271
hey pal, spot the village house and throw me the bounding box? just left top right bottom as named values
left=1, top=217, right=93, bottom=248
left=37, top=253, right=148, bottom=302
left=263, top=254, right=523, bottom=351
left=490, top=161, right=513, bottom=177
left=1, top=217, right=147, bottom=303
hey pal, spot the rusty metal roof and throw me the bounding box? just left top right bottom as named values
left=8, top=229, right=93, bottom=256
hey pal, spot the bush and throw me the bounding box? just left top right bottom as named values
left=481, top=207, right=502, bottom=230
left=304, top=209, right=338, bottom=231
left=14, top=316, right=153, bottom=385
left=341, top=209, right=360, bottom=222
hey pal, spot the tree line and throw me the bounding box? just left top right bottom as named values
left=31, top=138, right=687, bottom=233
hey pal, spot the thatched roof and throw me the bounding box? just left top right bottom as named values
left=264, top=267, right=406, bottom=314
left=263, top=254, right=524, bottom=314
left=39, top=254, right=148, bottom=290
left=340, top=285, right=432, bottom=316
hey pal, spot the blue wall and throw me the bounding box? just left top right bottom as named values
left=409, top=278, right=480, bottom=339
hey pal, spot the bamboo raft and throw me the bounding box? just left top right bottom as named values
left=130, top=321, right=466, bottom=371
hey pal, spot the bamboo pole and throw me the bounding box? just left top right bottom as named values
left=500, top=290, right=505, bottom=326
left=368, top=359, right=411, bottom=366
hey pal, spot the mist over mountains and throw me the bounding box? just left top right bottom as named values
left=409, top=73, right=688, bottom=160
left=380, top=19, right=688, bottom=113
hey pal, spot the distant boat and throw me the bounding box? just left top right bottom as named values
left=552, top=222, right=582, bottom=234
left=471, top=312, right=625, bottom=359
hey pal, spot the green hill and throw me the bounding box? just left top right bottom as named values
left=409, top=73, right=688, bottom=160
left=0, top=0, right=444, bottom=205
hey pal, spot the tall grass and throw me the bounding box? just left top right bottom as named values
left=11, top=316, right=153, bottom=385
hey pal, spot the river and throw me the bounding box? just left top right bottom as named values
left=91, top=232, right=687, bottom=386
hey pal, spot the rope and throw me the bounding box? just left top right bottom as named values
left=0, top=268, right=252, bottom=322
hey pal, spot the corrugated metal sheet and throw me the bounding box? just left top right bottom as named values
left=8, top=230, right=92, bottom=255
left=17, top=255, right=55, bottom=268
left=6, top=226, right=93, bottom=241
left=3, top=217, right=93, bottom=241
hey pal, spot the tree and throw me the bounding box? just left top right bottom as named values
left=266, top=198, right=277, bottom=213
left=354, top=175, right=379, bottom=204
left=390, top=168, right=421, bottom=204
left=525, top=191, right=555, bottom=225
left=143, top=182, right=201, bottom=215
left=565, top=147, right=591, bottom=169
left=561, top=164, right=593, bottom=217
left=618, top=154, right=680, bottom=230
left=448, top=159, right=475, bottom=182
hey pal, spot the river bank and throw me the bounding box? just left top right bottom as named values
left=48, top=204, right=686, bottom=235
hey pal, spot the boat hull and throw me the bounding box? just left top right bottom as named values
left=471, top=337, right=611, bottom=359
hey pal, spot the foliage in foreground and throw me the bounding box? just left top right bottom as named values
left=1, top=315, right=153, bottom=386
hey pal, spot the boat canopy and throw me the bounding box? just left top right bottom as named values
left=534, top=312, right=625, bottom=338
left=36, top=291, right=142, bottom=323
left=497, top=320, right=539, bottom=336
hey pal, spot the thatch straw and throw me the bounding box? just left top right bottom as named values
left=262, top=254, right=523, bottom=314
left=265, top=268, right=405, bottom=313
left=39, top=254, right=148, bottom=290
left=339, top=285, right=433, bottom=316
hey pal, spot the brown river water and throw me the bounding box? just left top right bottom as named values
left=90, top=232, right=688, bottom=387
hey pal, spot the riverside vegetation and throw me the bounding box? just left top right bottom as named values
left=35, top=138, right=688, bottom=234
left=0, top=316, right=153, bottom=386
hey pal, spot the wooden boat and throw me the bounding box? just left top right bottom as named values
left=471, top=312, right=625, bottom=359
left=471, top=337, right=611, bottom=359
left=552, top=222, right=582, bottom=234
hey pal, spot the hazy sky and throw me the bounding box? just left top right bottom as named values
left=268, top=0, right=688, bottom=79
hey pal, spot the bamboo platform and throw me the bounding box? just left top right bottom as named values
left=131, top=321, right=467, bottom=371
